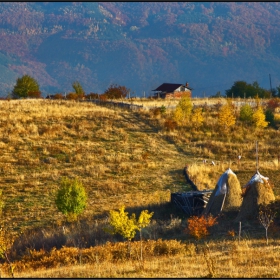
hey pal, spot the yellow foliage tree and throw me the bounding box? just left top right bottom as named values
left=218, top=101, right=236, bottom=131
left=106, top=206, right=138, bottom=242
left=191, top=107, right=204, bottom=128
left=252, top=106, right=269, bottom=128
left=173, top=95, right=193, bottom=126
left=137, top=209, right=153, bottom=260
left=106, top=206, right=153, bottom=259
left=0, top=226, right=15, bottom=277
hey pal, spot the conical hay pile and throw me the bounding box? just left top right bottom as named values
left=204, top=170, right=242, bottom=216
left=236, top=174, right=275, bottom=221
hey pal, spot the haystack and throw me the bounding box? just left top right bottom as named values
left=204, top=168, right=242, bottom=216
left=236, top=171, right=275, bottom=221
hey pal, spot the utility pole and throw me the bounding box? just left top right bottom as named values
left=269, top=74, right=272, bottom=98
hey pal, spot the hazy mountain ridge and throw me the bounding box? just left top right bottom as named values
left=0, top=2, right=280, bottom=96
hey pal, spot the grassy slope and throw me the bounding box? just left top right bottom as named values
left=0, top=99, right=193, bottom=235
left=0, top=98, right=280, bottom=277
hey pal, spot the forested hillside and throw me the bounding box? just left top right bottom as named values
left=0, top=2, right=280, bottom=96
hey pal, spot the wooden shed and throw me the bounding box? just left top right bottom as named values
left=171, top=190, right=213, bottom=216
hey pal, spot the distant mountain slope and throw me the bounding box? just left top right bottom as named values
left=0, top=2, right=280, bottom=97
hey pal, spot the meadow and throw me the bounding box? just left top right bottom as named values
left=0, top=98, right=279, bottom=277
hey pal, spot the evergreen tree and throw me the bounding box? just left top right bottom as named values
left=265, top=109, right=275, bottom=127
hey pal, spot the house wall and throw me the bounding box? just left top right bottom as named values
left=165, top=90, right=192, bottom=99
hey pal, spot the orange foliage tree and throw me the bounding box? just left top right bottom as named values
left=27, top=91, right=42, bottom=98
left=186, top=215, right=217, bottom=240
left=102, top=84, right=129, bottom=100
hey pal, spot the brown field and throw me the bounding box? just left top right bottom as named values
left=0, top=98, right=280, bottom=277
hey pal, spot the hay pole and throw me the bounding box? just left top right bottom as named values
left=256, top=140, right=259, bottom=171
left=220, top=192, right=227, bottom=213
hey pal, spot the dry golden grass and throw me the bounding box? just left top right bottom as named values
left=3, top=239, right=280, bottom=278
left=0, top=99, right=187, bottom=235
left=130, top=97, right=228, bottom=108
left=0, top=98, right=280, bottom=277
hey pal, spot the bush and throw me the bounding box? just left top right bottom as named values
left=267, top=98, right=280, bottom=112
left=150, top=107, right=161, bottom=117
left=55, top=177, right=87, bottom=221
left=103, top=84, right=129, bottom=99
left=239, top=104, right=253, bottom=122
left=66, top=93, right=79, bottom=100
left=53, top=93, right=64, bottom=100
left=86, top=93, right=99, bottom=100
left=186, top=215, right=217, bottom=240
left=164, top=119, right=177, bottom=131
left=27, top=91, right=42, bottom=99
left=265, top=109, right=275, bottom=127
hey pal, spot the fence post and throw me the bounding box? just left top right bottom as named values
left=238, top=221, right=241, bottom=244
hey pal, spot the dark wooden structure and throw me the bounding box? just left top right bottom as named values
left=171, top=190, right=213, bottom=216
left=171, top=165, right=213, bottom=215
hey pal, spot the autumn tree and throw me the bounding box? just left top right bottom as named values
left=267, top=98, right=280, bottom=112
left=173, top=95, right=193, bottom=126
left=258, top=205, right=275, bottom=245
left=66, top=93, right=79, bottom=100
left=186, top=215, right=217, bottom=240
left=12, top=75, right=40, bottom=99
left=252, top=106, right=269, bottom=128
left=0, top=225, right=15, bottom=277
left=103, top=84, right=129, bottom=99
left=137, top=209, right=153, bottom=260
left=55, top=177, right=87, bottom=222
left=105, top=206, right=153, bottom=258
left=191, top=107, right=204, bottom=128
left=86, top=92, right=99, bottom=100
left=27, top=91, right=42, bottom=98
left=218, top=100, right=236, bottom=131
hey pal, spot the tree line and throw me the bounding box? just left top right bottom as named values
left=9, top=75, right=130, bottom=100
left=224, top=80, right=280, bottom=99
left=8, top=74, right=280, bottom=100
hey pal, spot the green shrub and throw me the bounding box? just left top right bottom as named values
left=55, top=177, right=87, bottom=221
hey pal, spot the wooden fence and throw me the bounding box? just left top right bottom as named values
left=87, top=99, right=145, bottom=111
